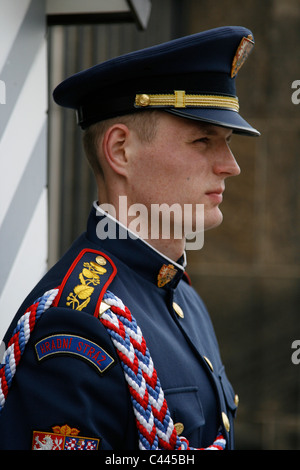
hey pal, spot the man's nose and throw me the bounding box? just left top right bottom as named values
left=213, top=144, right=241, bottom=177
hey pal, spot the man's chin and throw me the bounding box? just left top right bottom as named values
left=204, top=210, right=224, bottom=231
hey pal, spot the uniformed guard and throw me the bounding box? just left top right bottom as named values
left=0, top=26, right=259, bottom=451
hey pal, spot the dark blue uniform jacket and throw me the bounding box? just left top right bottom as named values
left=0, top=204, right=237, bottom=450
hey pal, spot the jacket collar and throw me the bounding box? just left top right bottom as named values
left=86, top=202, right=186, bottom=289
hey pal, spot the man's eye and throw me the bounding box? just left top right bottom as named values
left=194, top=137, right=209, bottom=144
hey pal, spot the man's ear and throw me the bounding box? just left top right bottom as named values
left=102, top=123, right=131, bottom=177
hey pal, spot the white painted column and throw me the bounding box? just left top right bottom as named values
left=0, top=0, right=48, bottom=341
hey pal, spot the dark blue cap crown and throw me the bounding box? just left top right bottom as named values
left=53, top=26, right=259, bottom=136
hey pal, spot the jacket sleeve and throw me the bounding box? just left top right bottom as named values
left=0, top=305, right=138, bottom=450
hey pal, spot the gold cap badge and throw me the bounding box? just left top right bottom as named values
left=231, top=35, right=254, bottom=78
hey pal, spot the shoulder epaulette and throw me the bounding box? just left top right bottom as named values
left=0, top=249, right=116, bottom=415
left=53, top=249, right=117, bottom=317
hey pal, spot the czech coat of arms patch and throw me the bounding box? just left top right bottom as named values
left=32, top=424, right=100, bottom=450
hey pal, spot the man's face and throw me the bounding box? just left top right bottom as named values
left=126, top=112, right=241, bottom=233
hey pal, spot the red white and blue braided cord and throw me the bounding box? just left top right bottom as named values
left=0, top=289, right=59, bottom=412
left=100, top=291, right=226, bottom=451
left=0, top=288, right=226, bottom=451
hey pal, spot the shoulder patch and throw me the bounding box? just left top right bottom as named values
left=53, top=249, right=117, bottom=317
left=35, top=334, right=114, bottom=374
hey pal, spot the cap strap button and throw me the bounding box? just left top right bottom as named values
left=135, top=94, right=150, bottom=107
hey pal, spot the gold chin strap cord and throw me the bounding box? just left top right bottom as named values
left=135, top=90, right=239, bottom=112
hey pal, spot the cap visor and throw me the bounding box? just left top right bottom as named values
left=165, top=108, right=260, bottom=136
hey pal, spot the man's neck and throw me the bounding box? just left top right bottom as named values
left=143, top=236, right=185, bottom=264
left=95, top=200, right=186, bottom=265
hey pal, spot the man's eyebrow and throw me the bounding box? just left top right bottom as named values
left=192, top=121, right=219, bottom=133
left=194, top=124, right=232, bottom=137
left=201, top=127, right=218, bottom=135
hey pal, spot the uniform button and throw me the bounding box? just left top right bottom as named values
left=222, top=412, right=230, bottom=432
left=172, top=302, right=184, bottom=318
left=234, top=394, right=239, bottom=406
left=203, top=356, right=214, bottom=372
left=174, top=422, right=184, bottom=436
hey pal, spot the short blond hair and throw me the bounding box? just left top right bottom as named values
left=83, top=111, right=160, bottom=175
